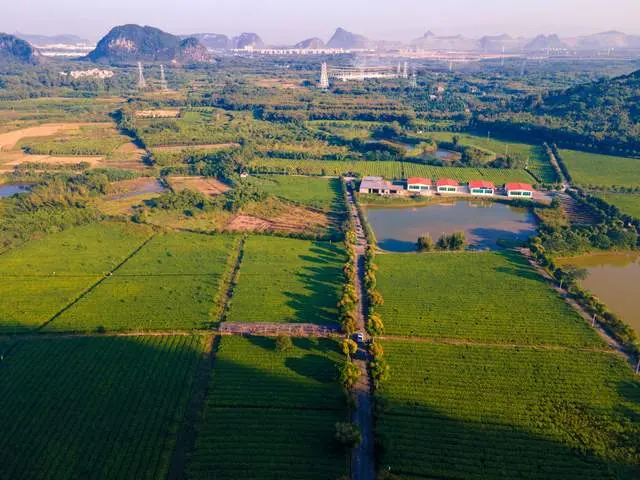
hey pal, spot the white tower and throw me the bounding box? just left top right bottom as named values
left=137, top=62, right=146, bottom=89
left=397, top=62, right=402, bottom=77
left=159, top=64, right=168, bottom=90
left=402, top=62, right=409, bottom=79
left=320, top=62, right=329, bottom=89
left=410, top=67, right=417, bottom=88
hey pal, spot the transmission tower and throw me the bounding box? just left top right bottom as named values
left=410, top=67, right=418, bottom=88
left=402, top=62, right=409, bottom=79
left=159, top=64, right=168, bottom=90
left=501, top=45, right=505, bottom=67
left=137, top=62, right=146, bottom=89
left=320, top=62, right=329, bottom=89
left=396, top=62, right=402, bottom=77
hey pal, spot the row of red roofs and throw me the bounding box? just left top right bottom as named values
left=407, top=177, right=534, bottom=191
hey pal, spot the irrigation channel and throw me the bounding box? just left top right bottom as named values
left=346, top=184, right=376, bottom=480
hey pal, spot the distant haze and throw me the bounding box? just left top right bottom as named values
left=3, top=0, right=640, bottom=43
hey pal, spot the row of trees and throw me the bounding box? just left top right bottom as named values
left=417, top=232, right=467, bottom=252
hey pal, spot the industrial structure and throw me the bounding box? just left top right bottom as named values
left=159, top=64, right=168, bottom=90
left=137, top=61, right=146, bottom=89
left=320, top=61, right=412, bottom=86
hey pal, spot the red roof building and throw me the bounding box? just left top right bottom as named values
left=436, top=178, right=459, bottom=187
left=505, top=183, right=534, bottom=198
left=468, top=180, right=495, bottom=190
left=407, top=177, right=432, bottom=186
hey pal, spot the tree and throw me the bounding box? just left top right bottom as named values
left=275, top=335, right=293, bottom=352
left=339, top=361, right=361, bottom=389
left=561, top=265, right=589, bottom=289
left=368, top=290, right=385, bottom=308
left=417, top=234, right=435, bottom=252
left=341, top=338, right=358, bottom=357
left=367, top=312, right=385, bottom=336
left=369, top=340, right=384, bottom=358
left=334, top=422, right=362, bottom=450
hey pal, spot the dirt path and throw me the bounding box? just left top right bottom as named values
left=547, top=147, right=569, bottom=188
left=346, top=183, right=376, bottom=480
left=219, top=322, right=341, bottom=337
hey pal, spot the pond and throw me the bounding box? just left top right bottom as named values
left=365, top=199, right=537, bottom=252
left=559, top=253, right=640, bottom=334
left=0, top=183, right=33, bottom=198
left=109, top=179, right=166, bottom=200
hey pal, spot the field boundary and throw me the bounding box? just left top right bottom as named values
left=216, top=235, right=246, bottom=325
left=36, top=234, right=156, bottom=332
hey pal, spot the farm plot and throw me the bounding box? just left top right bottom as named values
left=17, top=124, right=129, bottom=157
left=427, top=131, right=557, bottom=183
left=46, top=232, right=241, bottom=332
left=376, top=341, right=640, bottom=480
left=559, top=149, right=640, bottom=187
left=0, top=335, right=203, bottom=480
left=248, top=158, right=536, bottom=183
left=246, top=175, right=344, bottom=212
left=188, top=335, right=348, bottom=480
left=596, top=192, right=640, bottom=218
left=0, top=222, right=153, bottom=332
left=375, top=251, right=602, bottom=346
left=226, top=237, right=344, bottom=325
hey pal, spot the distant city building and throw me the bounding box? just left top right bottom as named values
left=60, top=69, right=115, bottom=80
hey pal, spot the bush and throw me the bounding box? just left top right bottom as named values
left=334, top=422, right=362, bottom=450
left=275, top=335, right=293, bottom=352
left=339, top=361, right=361, bottom=389
left=341, top=338, right=358, bottom=357
left=417, top=234, right=435, bottom=252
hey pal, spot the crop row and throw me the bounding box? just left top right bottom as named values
left=376, top=341, right=640, bottom=480
left=0, top=335, right=203, bottom=479
left=226, top=236, right=344, bottom=326
left=375, top=251, right=602, bottom=346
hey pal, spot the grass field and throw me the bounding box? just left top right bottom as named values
left=559, top=149, right=640, bottom=187
left=376, top=341, right=640, bottom=480
left=0, top=222, right=153, bottom=332
left=0, top=335, right=202, bottom=479
left=596, top=192, right=640, bottom=218
left=17, top=124, right=130, bottom=157
left=226, top=237, right=344, bottom=325
left=426, top=132, right=557, bottom=183
left=247, top=175, right=344, bottom=212
left=375, top=251, right=602, bottom=346
left=248, top=158, right=536, bottom=183
left=46, top=232, right=241, bottom=332
left=188, top=335, right=348, bottom=479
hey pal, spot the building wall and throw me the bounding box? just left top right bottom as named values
left=470, top=188, right=494, bottom=196
left=507, top=190, right=533, bottom=198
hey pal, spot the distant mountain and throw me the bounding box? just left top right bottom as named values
left=572, top=30, right=640, bottom=50
left=524, top=34, right=568, bottom=51
left=87, top=24, right=211, bottom=63
left=326, top=27, right=371, bottom=49
left=478, top=34, right=527, bottom=53
left=186, top=33, right=231, bottom=50
left=294, top=37, right=326, bottom=49
left=14, top=33, right=90, bottom=46
left=0, top=33, right=42, bottom=64
left=232, top=32, right=265, bottom=49
left=411, top=31, right=479, bottom=51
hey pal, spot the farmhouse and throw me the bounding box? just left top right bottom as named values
left=436, top=178, right=460, bottom=194
left=506, top=183, right=534, bottom=198
left=359, top=176, right=404, bottom=195
left=468, top=180, right=495, bottom=196
left=406, top=177, right=432, bottom=195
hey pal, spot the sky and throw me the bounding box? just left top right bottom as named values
left=4, top=0, right=640, bottom=43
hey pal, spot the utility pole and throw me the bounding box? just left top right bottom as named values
left=320, top=62, right=329, bottom=89
left=159, top=64, right=168, bottom=91
left=137, top=62, right=146, bottom=90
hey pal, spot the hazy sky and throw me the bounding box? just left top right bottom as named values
left=4, top=0, right=640, bottom=43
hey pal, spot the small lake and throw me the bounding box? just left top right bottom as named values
left=109, top=180, right=165, bottom=201
left=366, top=200, right=537, bottom=252
left=0, top=183, right=32, bottom=198
left=559, top=253, right=640, bottom=334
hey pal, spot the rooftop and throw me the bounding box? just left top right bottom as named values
left=407, top=177, right=432, bottom=185
left=469, top=180, right=496, bottom=189
left=436, top=178, right=459, bottom=187
left=506, top=183, right=534, bottom=191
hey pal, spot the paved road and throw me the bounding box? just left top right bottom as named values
left=346, top=183, right=376, bottom=480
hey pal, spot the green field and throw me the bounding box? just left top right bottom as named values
left=247, top=175, right=344, bottom=212
left=45, top=232, right=240, bottom=332
left=226, top=237, right=344, bottom=325
left=0, top=335, right=202, bottom=479
left=376, top=341, right=640, bottom=480
left=426, top=131, right=557, bottom=183
left=188, top=335, right=348, bottom=479
left=248, top=158, right=536, bottom=183
left=18, top=124, right=130, bottom=156
left=596, top=192, right=640, bottom=218
left=375, top=251, right=602, bottom=346
left=560, top=149, right=640, bottom=187
left=0, top=222, right=153, bottom=332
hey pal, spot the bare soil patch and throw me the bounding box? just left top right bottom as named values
left=135, top=109, right=181, bottom=118
left=168, top=176, right=231, bottom=196
left=254, top=78, right=303, bottom=89
left=224, top=206, right=332, bottom=235
left=0, top=123, right=111, bottom=151
left=225, top=215, right=272, bottom=232
left=0, top=152, right=103, bottom=166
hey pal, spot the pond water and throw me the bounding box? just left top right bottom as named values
left=109, top=180, right=165, bottom=200
left=559, top=253, right=640, bottom=334
left=434, top=148, right=461, bottom=161
left=366, top=200, right=537, bottom=252
left=0, top=183, right=32, bottom=198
